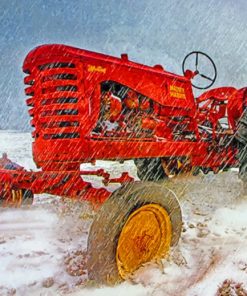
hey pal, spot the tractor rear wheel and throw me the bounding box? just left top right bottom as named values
left=236, top=109, right=247, bottom=188
left=134, top=158, right=167, bottom=181
left=87, top=182, right=182, bottom=285
left=21, top=189, right=34, bottom=206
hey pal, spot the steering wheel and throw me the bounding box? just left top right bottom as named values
left=182, top=51, right=217, bottom=90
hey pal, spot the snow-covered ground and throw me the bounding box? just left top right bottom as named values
left=0, top=131, right=247, bottom=296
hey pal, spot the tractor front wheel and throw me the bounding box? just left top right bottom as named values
left=87, top=182, right=182, bottom=285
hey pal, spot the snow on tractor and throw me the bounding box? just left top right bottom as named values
left=0, top=44, right=246, bottom=284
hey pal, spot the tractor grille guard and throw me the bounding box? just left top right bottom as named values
left=24, top=60, right=83, bottom=141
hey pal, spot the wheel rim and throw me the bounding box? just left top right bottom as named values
left=116, top=203, right=172, bottom=279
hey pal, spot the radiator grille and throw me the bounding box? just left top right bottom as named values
left=24, top=60, right=83, bottom=140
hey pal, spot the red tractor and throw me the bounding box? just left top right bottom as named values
left=0, top=44, right=246, bottom=284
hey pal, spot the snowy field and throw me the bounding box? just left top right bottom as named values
left=0, top=131, right=247, bottom=296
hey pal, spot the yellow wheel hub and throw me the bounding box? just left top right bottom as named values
left=116, top=203, right=172, bottom=279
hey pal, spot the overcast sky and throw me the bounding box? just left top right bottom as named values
left=0, top=0, right=246, bottom=130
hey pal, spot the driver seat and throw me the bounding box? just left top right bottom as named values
left=197, top=87, right=236, bottom=104
left=197, top=87, right=237, bottom=129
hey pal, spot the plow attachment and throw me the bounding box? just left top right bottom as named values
left=0, top=154, right=137, bottom=207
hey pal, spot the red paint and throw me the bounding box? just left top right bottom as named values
left=0, top=44, right=245, bottom=204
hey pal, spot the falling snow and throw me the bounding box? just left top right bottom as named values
left=0, top=1, right=247, bottom=295
left=0, top=0, right=247, bottom=129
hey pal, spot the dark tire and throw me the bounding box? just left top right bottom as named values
left=201, top=167, right=210, bottom=175
left=0, top=197, right=4, bottom=206
left=192, top=166, right=201, bottom=176
left=22, top=189, right=34, bottom=206
left=87, top=182, right=182, bottom=285
left=236, top=110, right=247, bottom=185
left=134, top=158, right=167, bottom=181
